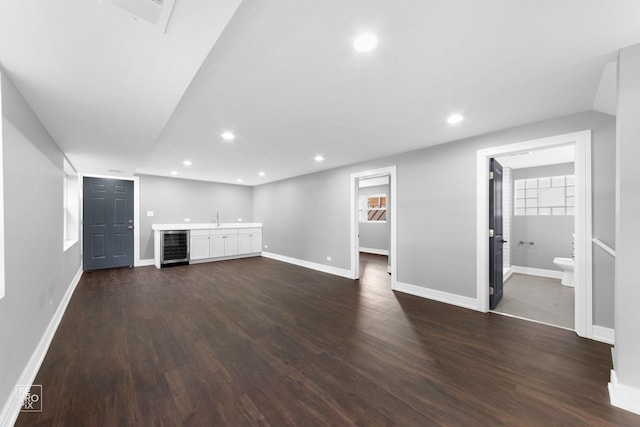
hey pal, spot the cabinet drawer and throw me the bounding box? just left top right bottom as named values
left=190, top=229, right=210, bottom=237
left=210, top=228, right=239, bottom=236
left=238, top=228, right=262, bottom=235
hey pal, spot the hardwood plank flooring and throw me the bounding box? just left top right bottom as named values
left=16, top=254, right=640, bottom=426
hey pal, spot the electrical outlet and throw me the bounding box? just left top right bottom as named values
left=264, top=244, right=268, bottom=249
left=184, top=218, right=191, bottom=222
left=237, top=218, right=243, bottom=222
left=147, top=211, right=154, bottom=217
left=326, top=256, right=332, bottom=262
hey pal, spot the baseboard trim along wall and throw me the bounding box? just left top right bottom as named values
left=504, top=266, right=513, bottom=281
left=136, top=259, right=155, bottom=267
left=592, top=325, right=615, bottom=345
left=261, top=252, right=352, bottom=279
left=609, top=370, right=640, bottom=416
left=0, top=267, right=83, bottom=427
left=394, top=281, right=478, bottom=311
left=359, top=247, right=389, bottom=256
left=510, top=265, right=563, bottom=280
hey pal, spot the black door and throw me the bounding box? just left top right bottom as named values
left=489, top=158, right=505, bottom=309
left=83, top=177, right=134, bottom=270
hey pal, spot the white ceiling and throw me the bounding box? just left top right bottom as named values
left=1, top=1, right=639, bottom=186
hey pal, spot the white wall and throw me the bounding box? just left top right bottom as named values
left=137, top=174, right=253, bottom=260
left=610, top=42, right=640, bottom=414
left=0, top=69, right=82, bottom=424
left=253, top=110, right=616, bottom=319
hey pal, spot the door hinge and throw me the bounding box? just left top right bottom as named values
left=489, top=229, right=494, bottom=237
left=489, top=171, right=494, bottom=180
left=490, top=286, right=494, bottom=295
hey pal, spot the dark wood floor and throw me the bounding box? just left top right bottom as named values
left=16, top=254, right=639, bottom=426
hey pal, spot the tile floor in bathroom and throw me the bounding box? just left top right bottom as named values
left=493, top=273, right=575, bottom=329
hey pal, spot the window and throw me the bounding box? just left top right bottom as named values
left=359, top=194, right=387, bottom=222
left=63, top=159, right=79, bottom=250
left=514, top=175, right=575, bottom=216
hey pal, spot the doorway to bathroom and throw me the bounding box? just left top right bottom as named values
left=492, top=147, right=576, bottom=329
left=350, top=166, right=397, bottom=289
left=476, top=130, right=593, bottom=338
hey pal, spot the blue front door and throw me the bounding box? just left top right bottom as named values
left=83, top=177, right=134, bottom=270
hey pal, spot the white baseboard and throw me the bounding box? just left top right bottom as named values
left=510, top=265, right=563, bottom=280
left=503, top=266, right=513, bottom=281
left=0, top=267, right=83, bottom=427
left=261, top=252, right=352, bottom=279
left=394, top=281, right=478, bottom=311
left=609, top=370, right=640, bottom=415
left=135, top=258, right=155, bottom=267
left=359, top=247, right=389, bottom=256
left=592, top=325, right=615, bottom=345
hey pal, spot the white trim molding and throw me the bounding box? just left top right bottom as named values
left=510, top=265, right=563, bottom=280
left=593, top=238, right=616, bottom=257
left=0, top=71, right=5, bottom=300
left=261, top=252, right=352, bottom=279
left=359, top=247, right=389, bottom=256
left=350, top=166, right=397, bottom=288
left=592, top=325, right=615, bottom=345
left=136, top=258, right=155, bottom=267
left=476, top=130, right=592, bottom=339
left=394, top=281, right=478, bottom=311
left=0, top=267, right=83, bottom=427
left=609, top=370, right=640, bottom=416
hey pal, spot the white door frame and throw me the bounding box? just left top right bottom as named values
left=350, top=166, right=397, bottom=288
left=476, top=130, right=592, bottom=338
left=80, top=174, right=142, bottom=267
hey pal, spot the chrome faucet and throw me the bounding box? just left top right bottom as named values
left=216, top=212, right=220, bottom=227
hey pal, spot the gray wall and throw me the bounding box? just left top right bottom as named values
left=359, top=184, right=390, bottom=252
left=510, top=163, right=575, bottom=270
left=0, top=71, right=82, bottom=415
left=614, top=44, right=640, bottom=392
left=253, top=110, right=615, bottom=328
left=138, top=174, right=253, bottom=260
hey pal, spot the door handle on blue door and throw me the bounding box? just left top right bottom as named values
left=128, top=225, right=133, bottom=230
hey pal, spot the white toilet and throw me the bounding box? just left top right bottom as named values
left=553, top=257, right=574, bottom=287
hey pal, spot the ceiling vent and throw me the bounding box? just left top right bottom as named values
left=112, top=0, right=176, bottom=32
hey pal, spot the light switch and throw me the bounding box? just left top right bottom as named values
left=184, top=218, right=191, bottom=222
left=146, top=211, right=154, bottom=217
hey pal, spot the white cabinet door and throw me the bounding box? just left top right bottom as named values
left=225, top=234, right=239, bottom=256
left=250, top=232, right=263, bottom=253
left=190, top=236, right=210, bottom=260
left=209, top=235, right=225, bottom=258
left=238, top=234, right=251, bottom=254
left=238, top=228, right=262, bottom=254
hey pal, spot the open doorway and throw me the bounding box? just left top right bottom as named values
left=477, top=130, right=593, bottom=338
left=350, top=166, right=397, bottom=289
left=492, top=145, right=576, bottom=329
left=358, top=176, right=391, bottom=279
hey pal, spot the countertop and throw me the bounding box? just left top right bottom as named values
left=152, top=222, right=262, bottom=231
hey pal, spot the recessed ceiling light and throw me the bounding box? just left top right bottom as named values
left=353, top=33, right=378, bottom=53
left=314, top=155, right=324, bottom=162
left=447, top=114, right=464, bottom=124
left=221, top=131, right=235, bottom=141
left=258, top=171, right=266, bottom=177
left=170, top=171, right=178, bottom=175
left=236, top=178, right=243, bottom=183
left=183, top=160, right=192, bottom=166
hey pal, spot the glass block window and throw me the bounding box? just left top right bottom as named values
left=514, top=175, right=574, bottom=216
